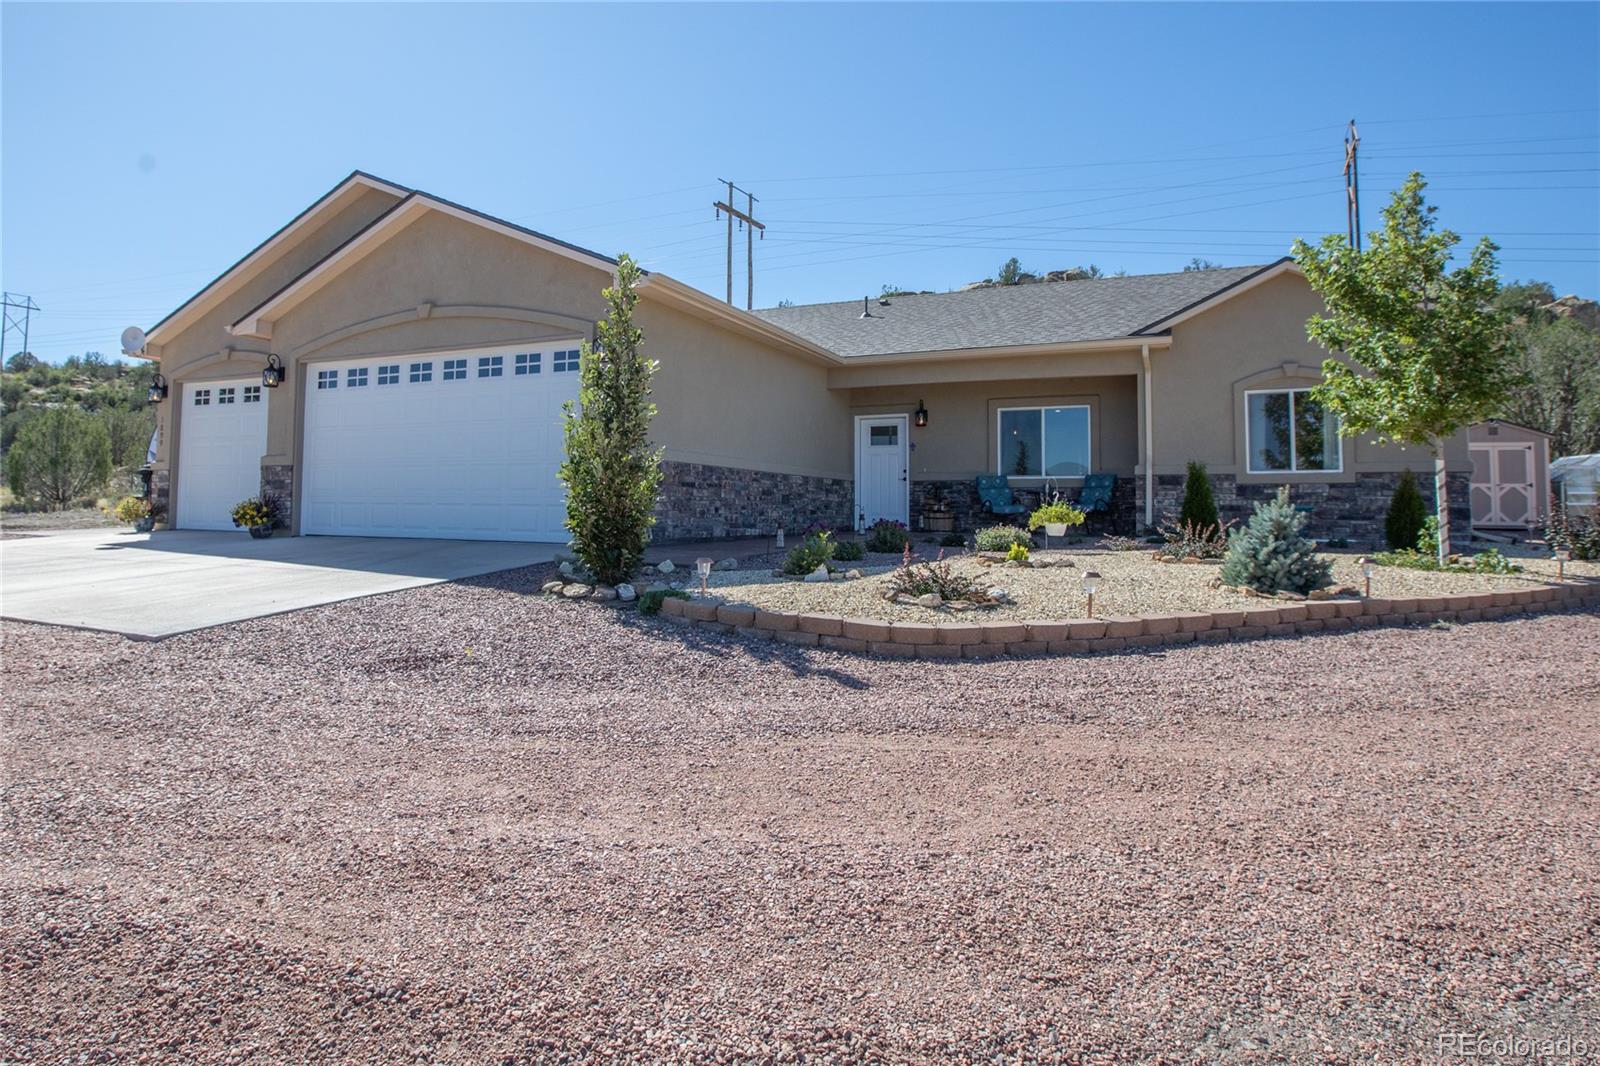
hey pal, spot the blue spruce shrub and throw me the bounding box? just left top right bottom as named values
left=1219, top=487, right=1334, bottom=595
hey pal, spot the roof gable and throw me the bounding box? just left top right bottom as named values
left=145, top=171, right=408, bottom=348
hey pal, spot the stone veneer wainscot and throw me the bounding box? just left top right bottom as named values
left=654, top=460, right=852, bottom=541
left=1140, top=471, right=1473, bottom=545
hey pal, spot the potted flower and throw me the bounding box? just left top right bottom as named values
left=112, top=495, right=155, bottom=534
left=231, top=495, right=281, bottom=539
left=1028, top=499, right=1086, bottom=538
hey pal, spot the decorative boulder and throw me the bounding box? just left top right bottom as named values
left=561, top=584, right=592, bottom=598
left=916, top=593, right=942, bottom=608
left=541, top=580, right=564, bottom=594
left=715, top=558, right=738, bottom=571
left=657, top=559, right=676, bottom=574
left=592, top=585, right=618, bottom=601
left=616, top=583, right=637, bottom=602
left=558, top=561, right=575, bottom=576
left=803, top=564, right=830, bottom=583
left=845, top=569, right=863, bottom=580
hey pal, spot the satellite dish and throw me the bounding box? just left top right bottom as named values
left=120, top=325, right=147, bottom=356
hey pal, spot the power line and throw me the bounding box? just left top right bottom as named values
left=2, top=292, right=41, bottom=361
left=713, top=181, right=764, bottom=309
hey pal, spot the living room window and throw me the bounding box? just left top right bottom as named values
left=1245, top=388, right=1341, bottom=473
left=997, top=405, right=1090, bottom=478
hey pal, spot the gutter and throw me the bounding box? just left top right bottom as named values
left=1142, top=342, right=1154, bottom=530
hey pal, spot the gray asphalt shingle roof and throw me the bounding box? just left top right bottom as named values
left=751, top=262, right=1280, bottom=357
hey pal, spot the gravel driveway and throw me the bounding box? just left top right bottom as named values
left=4, top=562, right=1597, bottom=1062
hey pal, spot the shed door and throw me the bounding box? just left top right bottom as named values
left=176, top=379, right=268, bottom=531
left=299, top=345, right=580, bottom=542
left=1470, top=444, right=1535, bottom=528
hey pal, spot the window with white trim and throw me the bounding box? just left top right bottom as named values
left=409, top=361, right=432, bottom=383
left=377, top=365, right=399, bottom=385
left=553, top=349, right=580, bottom=373
left=217, top=387, right=236, bottom=404
left=997, top=405, right=1090, bottom=477
left=1245, top=388, right=1341, bottom=473
left=193, top=389, right=211, bottom=406
left=478, top=355, right=504, bottom=378
left=515, top=352, right=541, bottom=375
left=347, top=367, right=369, bottom=388
left=443, top=358, right=467, bottom=381
left=243, top=385, right=261, bottom=403
left=317, top=370, right=338, bottom=390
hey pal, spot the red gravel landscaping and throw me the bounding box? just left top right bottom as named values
left=3, top=562, right=1597, bottom=1063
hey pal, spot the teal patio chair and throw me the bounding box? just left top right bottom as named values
left=1077, top=473, right=1117, bottom=530
left=975, top=475, right=1027, bottom=521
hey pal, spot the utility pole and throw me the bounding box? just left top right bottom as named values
left=1, top=292, right=40, bottom=364
left=1343, top=119, right=1361, bottom=252
left=713, top=181, right=765, bottom=309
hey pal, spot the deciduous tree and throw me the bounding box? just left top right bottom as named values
left=1293, top=174, right=1513, bottom=564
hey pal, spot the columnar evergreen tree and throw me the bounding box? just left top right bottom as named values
left=1293, top=174, right=1514, bottom=565
left=1219, top=487, right=1334, bottom=595
left=1384, top=469, right=1428, bottom=551
left=1177, top=461, right=1220, bottom=530
left=558, top=254, right=663, bottom=586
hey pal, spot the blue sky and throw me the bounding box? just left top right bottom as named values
left=3, top=2, right=1596, bottom=363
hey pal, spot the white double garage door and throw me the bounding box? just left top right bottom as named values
left=178, top=344, right=580, bottom=541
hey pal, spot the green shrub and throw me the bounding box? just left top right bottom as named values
left=1219, top=487, right=1334, bottom=595
left=1376, top=543, right=1522, bottom=574
left=864, top=519, right=910, bottom=553
left=558, top=255, right=664, bottom=587
left=1177, top=461, right=1220, bottom=530
left=637, top=588, right=690, bottom=615
left=782, top=530, right=835, bottom=575
left=1006, top=542, right=1030, bottom=563
left=1385, top=469, right=1428, bottom=551
left=832, top=538, right=865, bottom=561
left=939, top=532, right=966, bottom=547
left=974, top=524, right=1031, bottom=552
left=5, top=406, right=112, bottom=510
left=1027, top=500, right=1085, bottom=532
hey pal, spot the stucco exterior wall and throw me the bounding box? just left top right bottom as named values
left=1152, top=271, right=1469, bottom=482
left=149, top=185, right=404, bottom=515
left=847, top=374, right=1139, bottom=483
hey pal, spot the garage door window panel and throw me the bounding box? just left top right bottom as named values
left=478, top=356, right=504, bottom=378
left=377, top=365, right=400, bottom=385
left=409, top=362, right=432, bottom=383
left=515, top=352, right=541, bottom=375
left=317, top=370, right=338, bottom=390
left=347, top=367, right=369, bottom=388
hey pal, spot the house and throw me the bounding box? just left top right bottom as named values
left=1467, top=420, right=1552, bottom=532
left=141, top=171, right=1472, bottom=546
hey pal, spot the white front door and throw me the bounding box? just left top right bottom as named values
left=1470, top=444, right=1536, bottom=528
left=300, top=345, right=580, bottom=542
left=855, top=415, right=908, bottom=530
left=176, top=378, right=268, bottom=531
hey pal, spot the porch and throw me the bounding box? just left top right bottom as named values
left=845, top=373, right=1144, bottom=534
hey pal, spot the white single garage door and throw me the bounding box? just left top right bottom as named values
left=176, top=378, right=269, bottom=531
left=300, top=343, right=581, bottom=542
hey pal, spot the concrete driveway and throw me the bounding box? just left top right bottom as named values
left=0, top=528, right=560, bottom=638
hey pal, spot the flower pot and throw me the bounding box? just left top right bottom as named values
left=248, top=525, right=274, bottom=539
left=134, top=517, right=155, bottom=534
left=1044, top=523, right=1068, bottom=537
left=924, top=511, right=955, bottom=533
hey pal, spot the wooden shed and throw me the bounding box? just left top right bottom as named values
left=1468, top=420, right=1552, bottom=531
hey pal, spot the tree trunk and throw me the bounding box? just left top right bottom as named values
left=1433, top=445, right=1451, bottom=566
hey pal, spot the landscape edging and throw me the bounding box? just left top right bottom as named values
left=657, top=582, right=1600, bottom=658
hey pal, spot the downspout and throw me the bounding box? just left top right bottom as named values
left=1141, top=343, right=1154, bottom=530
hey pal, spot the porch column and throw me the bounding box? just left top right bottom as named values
left=1141, top=343, right=1154, bottom=529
